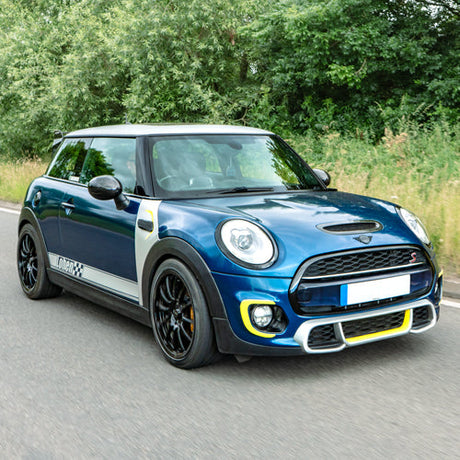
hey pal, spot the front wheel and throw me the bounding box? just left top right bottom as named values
left=150, top=259, right=218, bottom=369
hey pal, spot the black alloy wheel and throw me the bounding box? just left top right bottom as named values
left=150, top=259, right=218, bottom=368
left=18, top=233, right=38, bottom=291
left=154, top=271, right=195, bottom=358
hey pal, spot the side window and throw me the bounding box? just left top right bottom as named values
left=47, top=138, right=90, bottom=181
left=79, top=137, right=137, bottom=194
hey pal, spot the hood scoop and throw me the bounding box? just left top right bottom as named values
left=318, top=220, right=382, bottom=234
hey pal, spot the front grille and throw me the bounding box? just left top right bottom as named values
left=291, top=245, right=434, bottom=316
left=298, top=303, right=437, bottom=353
left=342, top=311, right=405, bottom=338
left=303, top=247, right=427, bottom=279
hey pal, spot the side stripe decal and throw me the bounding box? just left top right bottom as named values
left=48, top=253, right=138, bottom=302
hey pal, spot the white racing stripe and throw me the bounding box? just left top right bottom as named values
left=442, top=299, right=460, bottom=309
left=135, top=199, right=162, bottom=307
left=0, top=207, right=20, bottom=215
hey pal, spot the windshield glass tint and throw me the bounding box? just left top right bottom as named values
left=149, top=135, right=321, bottom=197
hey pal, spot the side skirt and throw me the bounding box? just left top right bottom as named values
left=47, top=269, right=151, bottom=327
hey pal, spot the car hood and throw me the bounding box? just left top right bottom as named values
left=158, top=191, right=426, bottom=277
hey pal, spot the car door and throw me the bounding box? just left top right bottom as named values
left=41, top=137, right=91, bottom=258
left=56, top=137, right=141, bottom=303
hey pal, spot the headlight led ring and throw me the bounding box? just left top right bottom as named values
left=216, top=219, right=278, bottom=269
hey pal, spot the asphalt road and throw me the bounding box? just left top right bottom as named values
left=1, top=209, right=459, bottom=459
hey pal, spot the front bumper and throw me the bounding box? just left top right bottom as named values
left=211, top=268, right=441, bottom=356
left=293, top=299, right=437, bottom=354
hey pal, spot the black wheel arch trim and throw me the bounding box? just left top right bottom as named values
left=18, top=207, right=50, bottom=269
left=142, top=237, right=228, bottom=321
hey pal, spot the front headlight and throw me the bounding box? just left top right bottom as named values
left=397, top=207, right=431, bottom=245
left=217, top=219, right=277, bottom=269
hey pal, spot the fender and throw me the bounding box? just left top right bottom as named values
left=18, top=206, right=51, bottom=269
left=141, top=237, right=228, bottom=320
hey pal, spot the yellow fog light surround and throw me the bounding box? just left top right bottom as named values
left=240, top=300, right=288, bottom=338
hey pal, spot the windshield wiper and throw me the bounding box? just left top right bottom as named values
left=210, top=186, right=275, bottom=195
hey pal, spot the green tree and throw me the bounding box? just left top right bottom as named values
left=108, top=0, right=261, bottom=123
left=0, top=0, right=457, bottom=157
left=242, top=0, right=459, bottom=134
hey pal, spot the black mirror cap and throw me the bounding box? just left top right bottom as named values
left=88, top=175, right=122, bottom=200
left=312, top=168, right=331, bottom=187
left=88, top=175, right=130, bottom=210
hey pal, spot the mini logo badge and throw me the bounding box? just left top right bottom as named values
left=354, top=235, right=372, bottom=245
left=409, top=252, right=417, bottom=263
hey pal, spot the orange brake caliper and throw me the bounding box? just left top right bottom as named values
left=190, top=306, right=194, bottom=332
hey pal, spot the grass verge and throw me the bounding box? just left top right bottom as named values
left=0, top=158, right=47, bottom=204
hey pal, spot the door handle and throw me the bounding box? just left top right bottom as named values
left=61, top=199, right=75, bottom=215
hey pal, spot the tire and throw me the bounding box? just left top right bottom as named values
left=150, top=259, right=219, bottom=369
left=17, top=223, right=62, bottom=299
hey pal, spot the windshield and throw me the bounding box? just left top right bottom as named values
left=148, top=134, right=323, bottom=197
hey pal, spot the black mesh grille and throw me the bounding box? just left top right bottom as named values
left=342, top=311, right=405, bottom=339
left=308, top=324, right=341, bottom=349
left=412, top=306, right=430, bottom=329
left=291, top=246, right=434, bottom=316
left=303, top=247, right=427, bottom=279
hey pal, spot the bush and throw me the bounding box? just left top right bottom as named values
left=0, top=0, right=457, bottom=157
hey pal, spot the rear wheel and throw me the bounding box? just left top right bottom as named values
left=17, top=223, right=62, bottom=299
left=150, top=259, right=218, bottom=369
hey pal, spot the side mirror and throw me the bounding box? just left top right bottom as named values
left=312, top=168, right=331, bottom=187
left=88, top=175, right=130, bottom=210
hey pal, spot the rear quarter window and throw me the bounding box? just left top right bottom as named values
left=47, top=138, right=91, bottom=181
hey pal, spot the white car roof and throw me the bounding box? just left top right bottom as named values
left=66, top=124, right=273, bottom=137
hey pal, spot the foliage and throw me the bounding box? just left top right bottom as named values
left=108, top=0, right=262, bottom=124
left=243, top=0, right=459, bottom=135
left=0, top=157, right=46, bottom=202
left=0, top=0, right=458, bottom=157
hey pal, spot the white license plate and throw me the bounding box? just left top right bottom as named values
left=340, top=274, right=411, bottom=306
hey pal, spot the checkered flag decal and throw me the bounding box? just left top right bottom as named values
left=73, top=262, right=84, bottom=277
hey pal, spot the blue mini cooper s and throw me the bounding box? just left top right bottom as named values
left=18, top=124, right=442, bottom=368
